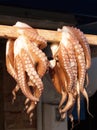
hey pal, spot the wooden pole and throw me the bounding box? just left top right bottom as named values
left=0, top=25, right=97, bottom=45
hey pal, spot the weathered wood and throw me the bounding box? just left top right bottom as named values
left=0, top=25, right=97, bottom=45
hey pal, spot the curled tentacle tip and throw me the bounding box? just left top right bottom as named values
left=59, top=108, right=62, bottom=114
left=88, top=111, right=94, bottom=118
left=61, top=113, right=67, bottom=120
left=24, top=105, right=29, bottom=111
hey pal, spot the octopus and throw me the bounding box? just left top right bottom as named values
left=6, top=21, right=49, bottom=121
left=49, top=26, right=92, bottom=127
left=5, top=21, right=92, bottom=127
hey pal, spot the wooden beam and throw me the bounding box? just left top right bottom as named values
left=0, top=25, right=97, bottom=45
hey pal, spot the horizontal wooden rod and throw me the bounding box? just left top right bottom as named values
left=0, top=25, right=97, bottom=45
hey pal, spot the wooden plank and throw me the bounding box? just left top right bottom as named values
left=0, top=25, right=97, bottom=45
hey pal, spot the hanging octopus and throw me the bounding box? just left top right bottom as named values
left=6, top=21, right=49, bottom=121
left=49, top=26, right=92, bottom=126
left=5, top=21, right=92, bottom=127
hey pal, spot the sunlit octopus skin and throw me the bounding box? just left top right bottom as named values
left=57, top=43, right=74, bottom=92
left=64, top=26, right=91, bottom=118
left=50, top=41, right=77, bottom=117
left=14, top=36, right=44, bottom=98
left=59, top=26, right=86, bottom=120
left=6, top=23, right=49, bottom=123
left=6, top=36, right=41, bottom=102
left=14, top=35, right=49, bottom=120
left=12, top=85, right=19, bottom=103
left=25, top=38, right=49, bottom=78
left=16, top=21, right=49, bottom=78
left=25, top=82, right=43, bottom=122
left=9, top=22, right=48, bottom=93
left=16, top=21, right=47, bottom=49
left=6, top=23, right=38, bottom=101
left=6, top=39, right=17, bottom=81
left=50, top=43, right=68, bottom=108
left=70, top=26, right=91, bottom=70
left=67, top=103, right=75, bottom=124
left=57, top=43, right=77, bottom=116
left=49, top=26, right=91, bottom=123
left=6, top=22, right=49, bottom=122
left=49, top=37, right=77, bottom=118
left=59, top=27, right=78, bottom=93
left=49, top=60, right=68, bottom=108
left=70, top=27, right=91, bottom=87
left=6, top=39, right=19, bottom=103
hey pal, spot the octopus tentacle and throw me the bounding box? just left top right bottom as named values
left=6, top=39, right=17, bottom=80
left=67, top=102, right=76, bottom=129
left=6, top=39, right=20, bottom=102
left=25, top=81, right=43, bottom=122
left=49, top=61, right=68, bottom=109
left=80, top=87, right=93, bottom=117
left=73, top=38, right=86, bottom=120
left=21, top=49, right=43, bottom=93
left=61, top=112, right=67, bottom=120
left=55, top=62, right=68, bottom=108
left=14, top=37, right=39, bottom=102
left=64, top=27, right=87, bottom=120
left=19, top=48, right=43, bottom=121
left=24, top=37, right=49, bottom=77
left=15, top=21, right=47, bottom=49
left=59, top=90, right=67, bottom=109
left=61, top=27, right=80, bottom=120
left=85, top=72, right=89, bottom=87
left=69, top=27, right=92, bottom=119
left=57, top=43, right=77, bottom=114
left=61, top=27, right=78, bottom=90
left=12, top=85, right=19, bottom=103
left=71, top=27, right=91, bottom=69
left=76, top=81, right=80, bottom=120
left=50, top=42, right=69, bottom=109
left=14, top=54, right=39, bottom=101
left=57, top=43, right=73, bottom=91
left=68, top=114, right=74, bottom=129
left=59, top=92, right=75, bottom=114
left=6, top=22, right=35, bottom=102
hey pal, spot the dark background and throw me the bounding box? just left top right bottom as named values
left=0, top=0, right=97, bottom=16
left=1, top=0, right=97, bottom=29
